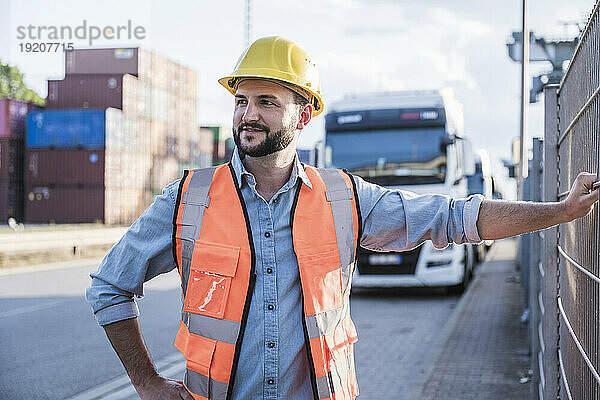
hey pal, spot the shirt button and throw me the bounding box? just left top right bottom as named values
left=267, top=379, right=275, bottom=385
left=268, top=342, right=275, bottom=348
left=273, top=197, right=278, bottom=203
left=267, top=304, right=274, bottom=310
left=266, top=268, right=273, bottom=274
left=264, top=232, right=271, bottom=238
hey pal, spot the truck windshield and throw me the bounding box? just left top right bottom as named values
left=326, top=127, right=447, bottom=185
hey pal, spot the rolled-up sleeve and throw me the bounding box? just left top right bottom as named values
left=85, top=179, right=180, bottom=326
left=353, top=175, right=484, bottom=251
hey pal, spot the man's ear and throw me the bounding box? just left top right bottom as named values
left=296, top=103, right=313, bottom=130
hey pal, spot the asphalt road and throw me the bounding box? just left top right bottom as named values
left=0, top=259, right=460, bottom=400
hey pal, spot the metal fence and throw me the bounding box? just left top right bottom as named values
left=538, top=1, right=600, bottom=398
left=520, top=138, right=545, bottom=399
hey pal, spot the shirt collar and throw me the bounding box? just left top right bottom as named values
left=230, top=146, right=313, bottom=189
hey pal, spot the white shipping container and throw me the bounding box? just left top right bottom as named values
left=105, top=170, right=153, bottom=225
left=104, top=150, right=122, bottom=186
left=197, top=127, right=214, bottom=154
left=151, top=86, right=168, bottom=123
left=105, top=107, right=123, bottom=150
left=104, top=186, right=121, bottom=225
left=112, top=113, right=147, bottom=154
left=85, top=47, right=200, bottom=225
left=136, top=116, right=151, bottom=154
left=151, top=52, right=168, bottom=91
left=122, top=74, right=152, bottom=119
left=137, top=48, right=152, bottom=83
left=182, top=68, right=198, bottom=100
left=150, top=120, right=167, bottom=156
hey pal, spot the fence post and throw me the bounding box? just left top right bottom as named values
left=521, top=177, right=531, bottom=315
left=530, top=137, right=544, bottom=399
left=542, top=84, right=559, bottom=400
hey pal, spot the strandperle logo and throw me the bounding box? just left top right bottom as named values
left=16, top=20, right=146, bottom=46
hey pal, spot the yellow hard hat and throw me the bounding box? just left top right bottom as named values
left=219, top=36, right=324, bottom=116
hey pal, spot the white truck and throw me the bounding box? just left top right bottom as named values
left=468, top=149, right=495, bottom=262
left=322, top=89, right=477, bottom=293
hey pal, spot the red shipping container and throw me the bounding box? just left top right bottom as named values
left=24, top=185, right=104, bottom=223
left=0, top=98, right=32, bottom=139
left=66, top=48, right=139, bottom=76
left=0, top=181, right=24, bottom=223
left=0, top=100, right=7, bottom=138
left=0, top=182, right=8, bottom=223
left=47, top=75, right=123, bottom=110
left=25, top=149, right=105, bottom=186
left=0, top=138, right=25, bottom=183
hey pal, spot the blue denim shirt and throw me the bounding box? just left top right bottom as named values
left=86, top=147, right=484, bottom=400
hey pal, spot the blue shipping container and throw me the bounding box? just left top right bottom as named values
left=27, top=110, right=105, bottom=149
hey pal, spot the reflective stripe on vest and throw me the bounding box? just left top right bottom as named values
left=172, top=163, right=360, bottom=400
left=177, top=167, right=216, bottom=297
left=292, top=166, right=360, bottom=400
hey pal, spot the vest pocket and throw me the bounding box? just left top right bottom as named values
left=183, top=241, right=240, bottom=319
left=297, top=249, right=343, bottom=314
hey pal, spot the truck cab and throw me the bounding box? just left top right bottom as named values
left=322, top=89, right=477, bottom=292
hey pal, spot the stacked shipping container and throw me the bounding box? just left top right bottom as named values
left=0, top=99, right=38, bottom=223
left=47, top=74, right=124, bottom=110
left=25, top=109, right=107, bottom=223
left=27, top=47, right=213, bottom=225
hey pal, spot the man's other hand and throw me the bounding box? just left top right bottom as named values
left=563, top=172, right=599, bottom=221
left=135, top=375, right=194, bottom=400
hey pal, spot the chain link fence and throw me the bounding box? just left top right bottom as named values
left=535, top=1, right=600, bottom=398
left=520, top=138, right=545, bottom=398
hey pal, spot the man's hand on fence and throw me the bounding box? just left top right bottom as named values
left=562, top=172, right=599, bottom=221
left=477, top=172, right=598, bottom=240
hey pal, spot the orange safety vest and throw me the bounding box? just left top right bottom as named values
left=172, top=163, right=362, bottom=400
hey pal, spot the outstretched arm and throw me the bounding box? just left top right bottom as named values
left=476, top=172, right=598, bottom=240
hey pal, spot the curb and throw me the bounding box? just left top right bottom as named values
left=0, top=256, right=104, bottom=277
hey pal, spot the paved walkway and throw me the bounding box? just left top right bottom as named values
left=407, top=238, right=531, bottom=399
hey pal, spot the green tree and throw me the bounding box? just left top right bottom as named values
left=0, top=60, right=45, bottom=106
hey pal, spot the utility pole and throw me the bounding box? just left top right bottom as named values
left=244, top=0, right=252, bottom=48
left=518, top=0, right=529, bottom=199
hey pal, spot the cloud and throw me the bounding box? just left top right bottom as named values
left=429, top=7, right=492, bottom=38
left=344, top=26, right=407, bottom=36
left=417, top=49, right=478, bottom=90
left=319, top=3, right=493, bottom=96
left=318, top=52, right=406, bottom=99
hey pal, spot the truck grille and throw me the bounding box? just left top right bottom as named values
left=356, top=245, right=422, bottom=275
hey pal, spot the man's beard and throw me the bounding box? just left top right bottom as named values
left=233, top=122, right=296, bottom=158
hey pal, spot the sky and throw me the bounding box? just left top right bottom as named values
left=0, top=0, right=595, bottom=175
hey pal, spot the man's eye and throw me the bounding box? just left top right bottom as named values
left=261, top=100, right=276, bottom=106
left=236, top=99, right=247, bottom=106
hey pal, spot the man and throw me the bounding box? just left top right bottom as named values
left=86, top=36, right=598, bottom=400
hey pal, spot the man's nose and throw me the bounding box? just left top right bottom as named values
left=242, top=102, right=259, bottom=122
